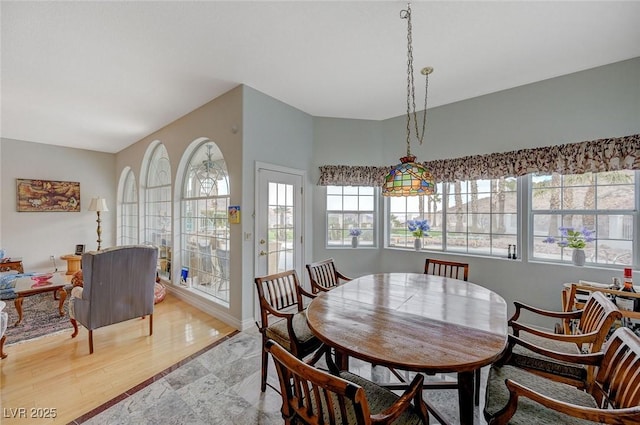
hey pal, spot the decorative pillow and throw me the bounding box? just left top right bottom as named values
left=71, top=270, right=83, bottom=287
left=154, top=282, right=166, bottom=304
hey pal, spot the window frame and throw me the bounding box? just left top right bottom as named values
left=528, top=171, right=637, bottom=268
left=325, top=185, right=378, bottom=248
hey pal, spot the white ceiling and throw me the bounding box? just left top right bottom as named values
left=2, top=1, right=639, bottom=154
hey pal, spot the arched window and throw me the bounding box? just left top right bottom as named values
left=145, top=144, right=172, bottom=280
left=119, top=168, right=138, bottom=246
left=181, top=141, right=230, bottom=304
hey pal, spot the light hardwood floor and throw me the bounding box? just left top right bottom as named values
left=0, top=294, right=236, bottom=425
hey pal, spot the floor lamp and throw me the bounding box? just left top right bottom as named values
left=88, top=197, right=108, bottom=251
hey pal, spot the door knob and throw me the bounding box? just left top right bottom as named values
left=259, top=250, right=267, bottom=256
left=259, top=239, right=266, bottom=245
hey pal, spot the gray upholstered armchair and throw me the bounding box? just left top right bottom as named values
left=69, top=245, right=158, bottom=354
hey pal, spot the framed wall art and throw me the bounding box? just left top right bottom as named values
left=16, top=179, right=81, bottom=212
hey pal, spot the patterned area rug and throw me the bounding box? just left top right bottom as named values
left=3, top=291, right=72, bottom=345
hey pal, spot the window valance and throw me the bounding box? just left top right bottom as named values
left=318, top=133, right=639, bottom=186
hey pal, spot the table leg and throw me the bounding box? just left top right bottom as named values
left=14, top=296, right=24, bottom=326
left=57, top=288, right=67, bottom=316
left=458, top=370, right=474, bottom=425
left=335, top=349, right=349, bottom=371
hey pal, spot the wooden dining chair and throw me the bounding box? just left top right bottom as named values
left=266, top=339, right=430, bottom=425
left=484, top=327, right=640, bottom=424
left=503, top=290, right=621, bottom=391
left=422, top=258, right=479, bottom=404
left=306, top=258, right=352, bottom=294
left=424, top=258, right=469, bottom=281
left=254, top=269, right=322, bottom=392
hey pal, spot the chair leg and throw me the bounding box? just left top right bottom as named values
left=149, top=313, right=153, bottom=336
left=261, top=346, right=268, bottom=392
left=89, top=330, right=94, bottom=354
left=474, top=368, right=481, bottom=406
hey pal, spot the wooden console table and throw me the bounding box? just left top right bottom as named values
left=0, top=258, right=24, bottom=273
left=60, top=254, right=82, bottom=275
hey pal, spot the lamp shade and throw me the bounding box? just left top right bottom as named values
left=88, top=197, right=109, bottom=212
left=382, top=155, right=436, bottom=197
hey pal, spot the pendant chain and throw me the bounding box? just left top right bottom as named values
left=402, top=3, right=429, bottom=157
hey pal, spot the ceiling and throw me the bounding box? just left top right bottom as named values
left=2, top=1, right=639, bottom=154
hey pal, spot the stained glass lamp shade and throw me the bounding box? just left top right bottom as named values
left=383, top=155, right=436, bottom=196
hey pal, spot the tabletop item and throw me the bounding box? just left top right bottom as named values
left=306, top=272, right=508, bottom=425
left=31, top=273, right=54, bottom=286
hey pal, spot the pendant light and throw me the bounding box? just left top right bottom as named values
left=382, top=2, right=436, bottom=197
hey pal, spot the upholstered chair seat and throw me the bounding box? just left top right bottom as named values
left=264, top=310, right=316, bottom=352
left=509, top=331, right=588, bottom=383
left=485, top=364, right=599, bottom=425
left=339, top=371, right=425, bottom=425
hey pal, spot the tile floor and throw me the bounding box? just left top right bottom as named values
left=75, top=329, right=488, bottom=425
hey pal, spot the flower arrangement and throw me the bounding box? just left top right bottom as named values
left=407, top=219, right=430, bottom=238
left=543, top=226, right=595, bottom=249
left=349, top=228, right=362, bottom=237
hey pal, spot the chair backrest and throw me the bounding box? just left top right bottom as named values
left=424, top=258, right=469, bottom=281
left=592, top=327, right=640, bottom=409
left=306, top=258, right=348, bottom=293
left=255, top=270, right=305, bottom=328
left=575, top=291, right=622, bottom=352
left=80, top=245, right=158, bottom=329
left=266, top=339, right=372, bottom=425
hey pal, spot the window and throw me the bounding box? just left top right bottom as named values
left=445, top=177, right=518, bottom=256
left=144, top=144, right=172, bottom=280
left=181, top=141, right=230, bottom=304
left=387, top=178, right=518, bottom=257
left=531, top=171, right=635, bottom=266
left=326, top=186, right=376, bottom=247
left=119, top=169, right=138, bottom=246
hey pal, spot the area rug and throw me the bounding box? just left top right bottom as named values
left=3, top=292, right=72, bottom=345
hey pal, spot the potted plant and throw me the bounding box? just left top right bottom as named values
left=543, top=226, right=595, bottom=266
left=407, top=219, right=430, bottom=251
left=349, top=228, right=362, bottom=248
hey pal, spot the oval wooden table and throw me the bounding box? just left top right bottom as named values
left=306, top=272, right=508, bottom=425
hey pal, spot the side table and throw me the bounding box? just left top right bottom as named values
left=0, top=258, right=24, bottom=273
left=60, top=254, right=82, bottom=275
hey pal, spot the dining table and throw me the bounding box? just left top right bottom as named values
left=306, top=272, right=508, bottom=425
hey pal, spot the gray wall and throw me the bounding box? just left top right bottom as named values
left=311, top=58, right=640, bottom=326
left=0, top=139, right=115, bottom=270
left=242, top=86, right=314, bottom=324
left=114, top=86, right=244, bottom=327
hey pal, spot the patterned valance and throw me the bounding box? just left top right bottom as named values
left=318, top=134, right=639, bottom=186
